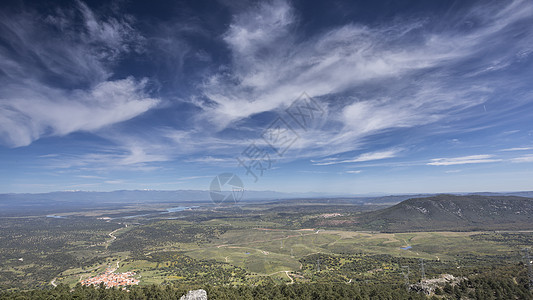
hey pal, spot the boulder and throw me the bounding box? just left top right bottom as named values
left=180, top=289, right=208, bottom=300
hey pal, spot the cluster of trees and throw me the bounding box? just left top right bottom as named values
left=1, top=258, right=532, bottom=299
left=205, top=283, right=428, bottom=300
left=299, top=253, right=440, bottom=284
left=0, top=217, right=117, bottom=289
left=143, top=252, right=249, bottom=285
left=109, top=221, right=230, bottom=254
left=0, top=282, right=427, bottom=299
left=0, top=217, right=118, bottom=253
left=2, top=276, right=531, bottom=299
left=449, top=264, right=533, bottom=299
left=471, top=233, right=533, bottom=246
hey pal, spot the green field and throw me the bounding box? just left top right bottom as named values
left=1, top=202, right=532, bottom=295
left=48, top=224, right=530, bottom=287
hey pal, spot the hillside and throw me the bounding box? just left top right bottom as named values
left=353, top=194, right=533, bottom=232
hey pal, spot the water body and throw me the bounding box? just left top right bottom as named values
left=118, top=206, right=198, bottom=219
left=121, top=213, right=151, bottom=219
left=46, top=215, right=65, bottom=218
left=164, top=206, right=189, bottom=213
left=164, top=206, right=199, bottom=213
left=400, top=246, right=412, bottom=250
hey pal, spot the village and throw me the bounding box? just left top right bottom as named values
left=80, top=263, right=140, bottom=288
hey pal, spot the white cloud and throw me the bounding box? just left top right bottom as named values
left=223, top=0, right=294, bottom=59
left=510, top=154, right=533, bottom=163
left=41, top=141, right=170, bottom=172
left=196, top=0, right=533, bottom=161
left=500, top=147, right=533, bottom=151
left=312, top=149, right=400, bottom=166
left=176, top=175, right=213, bottom=181
left=76, top=175, right=106, bottom=179
left=0, top=2, right=157, bottom=148
left=117, top=144, right=168, bottom=165
left=185, top=156, right=236, bottom=164
left=348, top=150, right=400, bottom=163
left=0, top=78, right=159, bottom=147
left=104, top=180, right=125, bottom=184
left=427, top=155, right=502, bottom=166
left=345, top=170, right=362, bottom=174
left=338, top=85, right=489, bottom=143
left=3, top=0, right=532, bottom=176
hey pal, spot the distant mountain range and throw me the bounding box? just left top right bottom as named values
left=352, top=194, right=533, bottom=232
left=1, top=189, right=533, bottom=218
left=0, top=189, right=348, bottom=215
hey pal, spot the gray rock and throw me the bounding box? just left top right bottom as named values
left=180, top=289, right=208, bottom=300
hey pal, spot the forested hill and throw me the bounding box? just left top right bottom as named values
left=353, top=194, right=533, bottom=232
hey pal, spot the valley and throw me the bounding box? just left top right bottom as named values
left=0, top=194, right=532, bottom=299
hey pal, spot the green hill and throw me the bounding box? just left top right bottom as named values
left=353, top=194, right=533, bottom=232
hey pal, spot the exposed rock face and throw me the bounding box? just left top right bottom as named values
left=180, top=289, right=208, bottom=300
left=410, top=274, right=465, bottom=295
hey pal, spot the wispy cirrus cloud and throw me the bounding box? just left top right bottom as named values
left=7, top=0, right=528, bottom=169
left=0, top=1, right=158, bottom=148
left=444, top=170, right=462, bottom=174
left=312, top=149, right=401, bottom=166
left=185, top=156, right=236, bottom=165
left=500, top=147, right=533, bottom=151
left=176, top=175, right=213, bottom=181
left=0, top=78, right=159, bottom=147
left=196, top=0, right=533, bottom=162
left=510, top=154, right=533, bottom=163
left=2, top=0, right=533, bottom=194
left=76, top=175, right=106, bottom=179
left=345, top=170, right=362, bottom=174
left=42, top=143, right=169, bottom=172
left=427, top=155, right=502, bottom=166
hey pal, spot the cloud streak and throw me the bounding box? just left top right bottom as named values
left=312, top=149, right=401, bottom=166
left=196, top=0, right=533, bottom=162
left=510, top=155, right=533, bottom=163
left=0, top=2, right=158, bottom=147
left=0, top=78, right=159, bottom=147
left=427, top=155, right=502, bottom=166
left=500, top=147, right=533, bottom=151
left=1, top=0, right=533, bottom=193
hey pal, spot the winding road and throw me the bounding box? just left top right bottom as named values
left=266, top=270, right=294, bottom=284
left=88, top=224, right=127, bottom=248
left=105, top=226, right=125, bottom=249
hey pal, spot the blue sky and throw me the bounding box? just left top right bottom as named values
left=1, top=0, right=532, bottom=194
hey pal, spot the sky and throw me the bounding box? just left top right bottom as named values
left=0, top=0, right=532, bottom=195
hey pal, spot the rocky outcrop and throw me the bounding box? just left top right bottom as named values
left=410, top=274, right=465, bottom=295
left=180, top=289, right=208, bottom=300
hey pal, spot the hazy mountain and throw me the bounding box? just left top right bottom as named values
left=2, top=190, right=533, bottom=218
left=0, top=190, right=346, bottom=215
